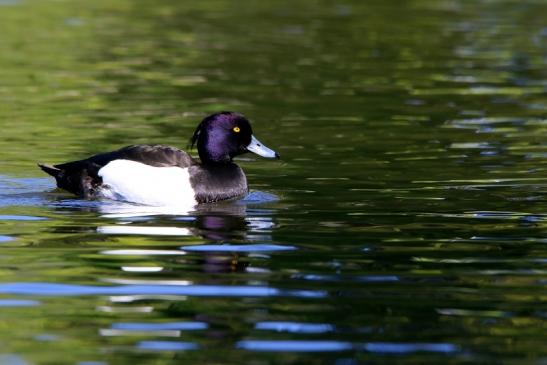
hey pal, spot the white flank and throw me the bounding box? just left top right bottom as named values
left=98, top=159, right=197, bottom=207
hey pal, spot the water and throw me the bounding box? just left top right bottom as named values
left=0, top=0, right=546, bottom=364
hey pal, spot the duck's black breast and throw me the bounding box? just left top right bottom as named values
left=188, top=163, right=248, bottom=204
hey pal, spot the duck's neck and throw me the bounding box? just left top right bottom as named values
left=189, top=163, right=248, bottom=203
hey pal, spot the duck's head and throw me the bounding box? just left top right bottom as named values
left=191, top=111, right=279, bottom=164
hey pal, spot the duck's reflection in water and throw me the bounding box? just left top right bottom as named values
left=192, top=205, right=253, bottom=273
left=96, top=196, right=278, bottom=273
left=41, top=195, right=318, bottom=346
left=193, top=204, right=250, bottom=242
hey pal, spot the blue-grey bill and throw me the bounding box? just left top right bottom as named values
left=247, top=135, right=280, bottom=159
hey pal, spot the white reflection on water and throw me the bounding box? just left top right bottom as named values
left=103, top=279, right=192, bottom=286
left=97, top=225, right=192, bottom=236
left=93, top=191, right=278, bottom=244
left=101, top=249, right=185, bottom=256
left=100, top=329, right=181, bottom=337
left=121, top=266, right=164, bottom=272
left=96, top=306, right=153, bottom=313
left=98, top=202, right=192, bottom=218
left=108, top=295, right=189, bottom=303
left=95, top=190, right=278, bottom=218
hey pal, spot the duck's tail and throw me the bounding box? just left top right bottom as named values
left=38, top=163, right=61, bottom=179
left=37, top=162, right=102, bottom=198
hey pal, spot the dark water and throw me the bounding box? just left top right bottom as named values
left=0, top=0, right=546, bottom=364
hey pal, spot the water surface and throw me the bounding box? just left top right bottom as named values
left=0, top=0, right=546, bottom=364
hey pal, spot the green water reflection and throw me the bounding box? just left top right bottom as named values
left=0, top=0, right=546, bottom=364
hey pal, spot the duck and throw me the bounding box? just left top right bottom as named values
left=38, top=111, right=279, bottom=207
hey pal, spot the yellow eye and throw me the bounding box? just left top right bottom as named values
left=233, top=126, right=241, bottom=133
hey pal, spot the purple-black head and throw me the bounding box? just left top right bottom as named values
left=191, top=111, right=279, bottom=164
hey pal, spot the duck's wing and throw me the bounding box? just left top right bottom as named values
left=55, top=144, right=197, bottom=170
left=39, top=145, right=197, bottom=197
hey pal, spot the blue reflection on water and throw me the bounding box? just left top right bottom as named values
left=136, top=341, right=198, bottom=351
left=112, top=322, right=208, bottom=331
left=0, top=177, right=51, bottom=207
left=0, top=282, right=326, bottom=298
left=362, top=342, right=459, bottom=354
left=0, top=0, right=21, bottom=5
left=0, top=354, right=29, bottom=365
left=0, top=299, right=40, bottom=307
left=182, top=244, right=296, bottom=252
left=34, top=334, right=59, bottom=342
left=237, top=340, right=459, bottom=354
left=0, top=215, right=47, bottom=221
left=237, top=340, right=354, bottom=352
left=241, top=191, right=279, bottom=203
left=292, top=274, right=399, bottom=283
left=255, top=322, right=334, bottom=334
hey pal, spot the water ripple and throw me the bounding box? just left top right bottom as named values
left=182, top=243, right=296, bottom=252
left=237, top=340, right=459, bottom=354
left=0, top=299, right=40, bottom=307
left=136, top=341, right=199, bottom=351
left=0, top=215, right=47, bottom=221
left=112, top=322, right=208, bottom=331
left=237, top=340, right=353, bottom=352
left=0, top=282, right=327, bottom=298
left=97, top=225, right=192, bottom=236
left=291, top=274, right=399, bottom=283
left=255, top=322, right=334, bottom=334
left=101, top=249, right=185, bottom=256
left=362, top=342, right=459, bottom=354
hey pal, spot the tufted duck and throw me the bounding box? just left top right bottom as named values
left=38, top=111, right=279, bottom=206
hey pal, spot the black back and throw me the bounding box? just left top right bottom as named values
left=56, top=144, right=196, bottom=170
